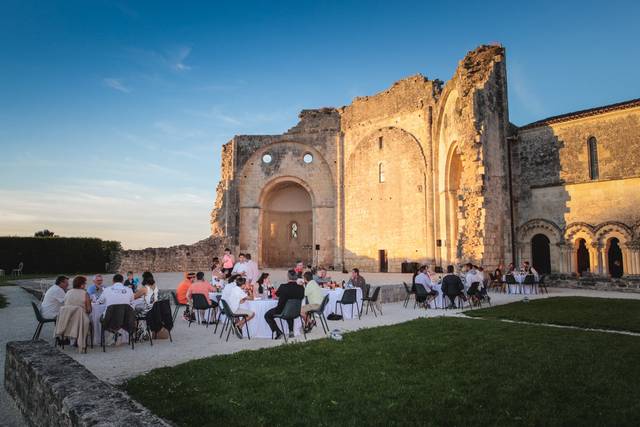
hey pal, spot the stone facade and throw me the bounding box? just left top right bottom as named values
left=211, top=45, right=512, bottom=272
left=5, top=340, right=171, bottom=426
left=513, top=100, right=640, bottom=277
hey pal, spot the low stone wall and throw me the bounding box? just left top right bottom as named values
left=114, top=236, right=233, bottom=273
left=4, top=340, right=171, bottom=427
left=547, top=275, right=640, bottom=293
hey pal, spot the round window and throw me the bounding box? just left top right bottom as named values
left=303, top=153, right=313, bottom=164
left=262, top=153, right=273, bottom=164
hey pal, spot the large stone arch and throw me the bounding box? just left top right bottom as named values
left=564, top=222, right=597, bottom=275
left=343, top=126, right=428, bottom=272
left=238, top=142, right=335, bottom=267
left=595, top=222, right=633, bottom=277
left=517, top=219, right=563, bottom=273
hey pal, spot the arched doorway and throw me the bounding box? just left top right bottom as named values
left=261, top=182, right=313, bottom=268
left=576, top=238, right=590, bottom=275
left=446, top=148, right=462, bottom=263
left=607, top=237, right=624, bottom=278
left=531, top=234, right=551, bottom=274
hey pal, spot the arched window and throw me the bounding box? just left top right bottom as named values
left=378, top=162, right=385, bottom=183
left=588, top=137, right=599, bottom=180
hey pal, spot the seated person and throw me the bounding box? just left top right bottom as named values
left=415, top=265, right=438, bottom=306
left=86, top=274, right=104, bottom=300
left=55, top=275, right=92, bottom=352
left=265, top=270, right=304, bottom=339
left=123, top=271, right=139, bottom=292
left=441, top=265, right=466, bottom=309
left=294, top=261, right=305, bottom=278
left=98, top=274, right=134, bottom=308
left=187, top=272, right=217, bottom=323
left=313, top=267, right=332, bottom=285
left=41, top=275, right=69, bottom=319
left=347, top=268, right=366, bottom=289
left=134, top=272, right=159, bottom=312
left=302, top=271, right=323, bottom=331
left=176, top=272, right=195, bottom=305
left=221, top=277, right=255, bottom=335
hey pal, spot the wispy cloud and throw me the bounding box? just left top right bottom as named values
left=184, top=107, right=243, bottom=126
left=127, top=45, right=193, bottom=73
left=103, top=77, right=131, bottom=93
left=170, top=46, right=192, bottom=71
left=509, top=62, right=545, bottom=121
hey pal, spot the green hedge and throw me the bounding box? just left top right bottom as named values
left=0, top=237, right=121, bottom=274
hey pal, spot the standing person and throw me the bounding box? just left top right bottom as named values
left=98, top=274, right=134, bottom=308
left=301, top=271, right=323, bottom=332
left=347, top=268, right=366, bottom=290
left=265, top=270, right=304, bottom=340
left=441, top=265, right=466, bottom=309
left=87, top=274, right=105, bottom=300
left=221, top=248, right=235, bottom=277
left=41, top=276, right=69, bottom=319
left=220, top=277, right=255, bottom=336
left=244, top=253, right=260, bottom=284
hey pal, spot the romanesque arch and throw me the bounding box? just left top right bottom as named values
left=595, top=222, right=633, bottom=277
left=564, top=222, right=596, bottom=275
left=517, top=219, right=563, bottom=273
left=444, top=142, right=462, bottom=263
left=238, top=142, right=335, bottom=267
left=343, top=126, right=428, bottom=272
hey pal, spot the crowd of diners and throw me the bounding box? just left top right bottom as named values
left=175, top=248, right=368, bottom=340
left=411, top=261, right=540, bottom=308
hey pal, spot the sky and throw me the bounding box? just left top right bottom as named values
left=1, top=0, right=638, bottom=249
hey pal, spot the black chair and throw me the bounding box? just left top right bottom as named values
left=306, top=294, right=330, bottom=334
left=134, top=311, right=153, bottom=346
left=413, top=283, right=429, bottom=309
left=362, top=283, right=371, bottom=299
left=145, top=299, right=174, bottom=343
left=189, top=293, right=217, bottom=328
left=31, top=302, right=56, bottom=340
left=523, top=274, right=536, bottom=294
left=216, top=299, right=251, bottom=342
left=361, top=286, right=382, bottom=317
left=537, top=275, right=548, bottom=294
left=100, top=304, right=135, bottom=352
left=505, top=274, right=518, bottom=294
left=402, top=282, right=415, bottom=308
left=171, top=291, right=188, bottom=322
left=273, top=299, right=306, bottom=344
left=335, top=288, right=360, bottom=320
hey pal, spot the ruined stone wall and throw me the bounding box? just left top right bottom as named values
left=115, top=236, right=232, bottom=273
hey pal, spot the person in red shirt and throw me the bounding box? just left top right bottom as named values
left=176, top=272, right=195, bottom=305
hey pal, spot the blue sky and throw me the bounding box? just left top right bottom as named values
left=1, top=0, right=638, bottom=249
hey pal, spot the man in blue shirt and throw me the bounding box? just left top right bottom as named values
left=87, top=274, right=105, bottom=299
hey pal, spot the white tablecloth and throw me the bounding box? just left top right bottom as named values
left=323, top=287, right=363, bottom=319
left=209, top=293, right=302, bottom=338
left=507, top=274, right=537, bottom=294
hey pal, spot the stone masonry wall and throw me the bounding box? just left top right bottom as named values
left=5, top=340, right=171, bottom=426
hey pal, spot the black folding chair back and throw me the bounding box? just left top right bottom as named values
left=100, top=304, right=135, bottom=352
left=361, top=286, right=382, bottom=317
left=171, top=291, right=188, bottom=322
left=31, top=302, right=56, bottom=340
left=538, top=275, right=548, bottom=294
left=402, top=282, right=414, bottom=308
left=274, top=299, right=305, bottom=343
left=190, top=293, right=216, bottom=328
left=216, top=299, right=251, bottom=342
left=335, top=288, right=360, bottom=320
left=307, top=294, right=330, bottom=334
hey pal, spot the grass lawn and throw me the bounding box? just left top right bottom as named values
left=467, top=296, right=640, bottom=333
left=0, top=293, right=6, bottom=308
left=126, top=317, right=640, bottom=426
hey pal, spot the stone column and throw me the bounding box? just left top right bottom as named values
left=563, top=243, right=574, bottom=274
left=558, top=243, right=570, bottom=274
left=625, top=242, right=640, bottom=275
left=590, top=242, right=603, bottom=275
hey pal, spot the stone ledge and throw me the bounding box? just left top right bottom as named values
left=4, top=340, right=172, bottom=427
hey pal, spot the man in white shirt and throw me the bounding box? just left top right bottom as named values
left=40, top=276, right=68, bottom=319
left=220, top=277, right=254, bottom=335
left=415, top=266, right=438, bottom=305
left=231, top=253, right=248, bottom=277
left=243, top=253, right=260, bottom=284
left=98, top=274, right=134, bottom=307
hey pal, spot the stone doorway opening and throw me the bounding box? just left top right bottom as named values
left=531, top=233, right=551, bottom=274
left=607, top=237, right=624, bottom=278
left=261, top=181, right=313, bottom=268
left=576, top=238, right=590, bottom=275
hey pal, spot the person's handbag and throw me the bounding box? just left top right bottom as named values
left=327, top=313, right=343, bottom=321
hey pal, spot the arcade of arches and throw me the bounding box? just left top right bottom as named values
left=517, top=221, right=640, bottom=278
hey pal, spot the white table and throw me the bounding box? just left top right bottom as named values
left=322, top=287, right=363, bottom=319
left=507, top=274, right=537, bottom=294
left=209, top=293, right=302, bottom=338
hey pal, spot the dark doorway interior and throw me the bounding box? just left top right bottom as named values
left=531, top=234, right=551, bottom=274
left=379, top=249, right=388, bottom=273
left=607, top=238, right=624, bottom=278
left=576, top=239, right=590, bottom=275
